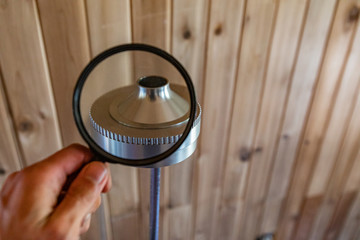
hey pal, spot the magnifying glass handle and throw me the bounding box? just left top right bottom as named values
left=149, top=167, right=161, bottom=240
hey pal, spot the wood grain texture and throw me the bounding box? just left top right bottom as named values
left=338, top=176, right=360, bottom=240
left=0, top=0, right=62, bottom=165
left=86, top=0, right=132, bottom=56
left=217, top=0, right=277, bottom=239
left=261, top=0, right=337, bottom=233
left=37, top=0, right=90, bottom=145
left=85, top=0, right=134, bottom=90
left=0, top=73, right=22, bottom=185
left=307, top=11, right=360, bottom=199
left=106, top=165, right=139, bottom=240
left=169, top=0, right=209, bottom=238
left=344, top=141, right=360, bottom=193
left=167, top=205, right=192, bottom=240
left=335, top=95, right=360, bottom=240
left=193, top=0, right=246, bottom=239
left=341, top=96, right=360, bottom=195
left=306, top=18, right=360, bottom=240
left=111, top=211, right=140, bottom=240
left=237, top=0, right=308, bottom=239
left=172, top=0, right=208, bottom=96
left=132, top=0, right=171, bottom=49
left=324, top=191, right=357, bottom=240
left=277, top=0, right=360, bottom=238
left=167, top=157, right=195, bottom=240
left=293, top=195, right=324, bottom=240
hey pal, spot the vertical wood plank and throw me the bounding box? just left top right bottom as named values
left=260, top=0, right=337, bottom=233
left=0, top=0, right=62, bottom=165
left=137, top=168, right=151, bottom=240
left=172, top=0, right=209, bottom=97
left=216, top=0, right=277, bottom=239
left=277, top=0, right=360, bottom=239
left=236, top=0, right=308, bottom=239
left=339, top=98, right=360, bottom=196
left=324, top=191, right=357, bottom=240
left=168, top=205, right=192, bottom=240
left=85, top=1, right=140, bottom=239
left=337, top=191, right=360, bottom=240
left=169, top=0, right=209, bottom=239
left=37, top=0, right=90, bottom=145
left=306, top=17, right=360, bottom=240
left=342, top=99, right=360, bottom=195
left=307, top=7, right=360, bottom=198
left=85, top=0, right=134, bottom=88
left=132, top=0, right=171, bottom=49
left=193, top=0, right=246, bottom=239
left=86, top=0, right=132, bottom=56
left=325, top=89, right=360, bottom=240
left=167, top=158, right=195, bottom=240
left=293, top=195, right=324, bottom=240
left=343, top=149, right=360, bottom=194
left=105, top=163, right=139, bottom=240
left=0, top=72, right=22, bottom=185
left=111, top=212, right=140, bottom=240
left=337, top=153, right=360, bottom=240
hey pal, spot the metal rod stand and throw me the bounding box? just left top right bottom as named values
left=149, top=168, right=161, bottom=240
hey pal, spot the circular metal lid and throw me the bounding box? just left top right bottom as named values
left=109, top=76, right=189, bottom=129
left=89, top=76, right=201, bottom=167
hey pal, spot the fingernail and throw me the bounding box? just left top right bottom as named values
left=84, top=162, right=107, bottom=183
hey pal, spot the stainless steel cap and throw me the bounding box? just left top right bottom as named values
left=89, top=76, right=201, bottom=168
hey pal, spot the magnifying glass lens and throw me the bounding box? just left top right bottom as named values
left=74, top=44, right=200, bottom=167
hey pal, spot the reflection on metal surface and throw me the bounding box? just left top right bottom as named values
left=89, top=76, right=201, bottom=167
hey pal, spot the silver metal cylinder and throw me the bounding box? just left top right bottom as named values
left=89, top=76, right=201, bottom=167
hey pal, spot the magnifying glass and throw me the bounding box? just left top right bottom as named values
left=72, top=44, right=201, bottom=240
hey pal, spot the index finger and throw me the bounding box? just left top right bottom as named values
left=28, top=144, right=93, bottom=182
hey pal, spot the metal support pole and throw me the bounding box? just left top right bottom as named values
left=149, top=167, right=161, bottom=240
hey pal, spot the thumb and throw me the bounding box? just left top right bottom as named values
left=46, top=161, right=108, bottom=236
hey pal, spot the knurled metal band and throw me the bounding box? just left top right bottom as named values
left=89, top=104, right=201, bottom=146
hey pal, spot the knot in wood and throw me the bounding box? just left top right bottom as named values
left=18, top=120, right=34, bottom=133
left=183, top=29, right=191, bottom=39
left=254, top=147, right=263, bottom=153
left=239, top=147, right=251, bottom=161
left=214, top=24, right=222, bottom=35
left=348, top=6, right=360, bottom=22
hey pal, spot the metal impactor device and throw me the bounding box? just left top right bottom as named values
left=73, top=44, right=201, bottom=240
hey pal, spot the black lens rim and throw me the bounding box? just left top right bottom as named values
left=73, top=43, right=197, bottom=167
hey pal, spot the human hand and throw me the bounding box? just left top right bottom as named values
left=0, top=144, right=112, bottom=240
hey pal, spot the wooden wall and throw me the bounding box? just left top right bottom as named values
left=0, top=0, right=360, bottom=239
